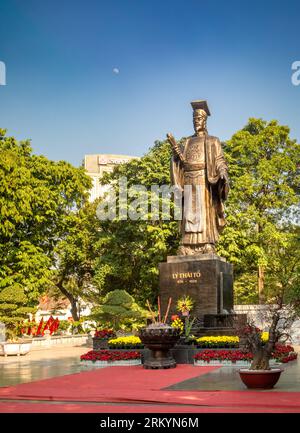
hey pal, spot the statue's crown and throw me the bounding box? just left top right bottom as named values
left=191, top=100, right=210, bottom=116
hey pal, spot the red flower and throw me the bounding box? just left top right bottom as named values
left=80, top=350, right=141, bottom=362
left=194, top=350, right=253, bottom=362
left=94, top=329, right=115, bottom=339
left=194, top=343, right=297, bottom=364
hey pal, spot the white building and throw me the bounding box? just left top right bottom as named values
left=83, top=154, right=138, bottom=201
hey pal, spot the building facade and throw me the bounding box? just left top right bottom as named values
left=84, top=154, right=138, bottom=201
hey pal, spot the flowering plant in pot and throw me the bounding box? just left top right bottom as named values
left=94, top=329, right=116, bottom=339
left=175, top=296, right=196, bottom=344
left=92, top=327, right=116, bottom=350
left=236, top=305, right=297, bottom=389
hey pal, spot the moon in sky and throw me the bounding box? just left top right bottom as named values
left=113, top=68, right=120, bottom=74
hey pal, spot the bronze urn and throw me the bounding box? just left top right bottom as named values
left=139, top=324, right=181, bottom=369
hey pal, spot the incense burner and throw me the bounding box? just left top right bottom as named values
left=138, top=324, right=181, bottom=369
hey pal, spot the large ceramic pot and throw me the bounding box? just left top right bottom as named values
left=239, top=368, right=283, bottom=389
left=139, top=325, right=181, bottom=369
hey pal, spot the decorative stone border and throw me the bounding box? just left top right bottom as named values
left=81, top=359, right=142, bottom=367
left=194, top=360, right=250, bottom=366
left=32, top=334, right=89, bottom=349
left=194, top=359, right=281, bottom=367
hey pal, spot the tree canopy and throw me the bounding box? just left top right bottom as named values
left=0, top=129, right=91, bottom=328
left=90, top=289, right=150, bottom=330
left=218, top=118, right=300, bottom=303
left=93, top=140, right=180, bottom=306
left=52, top=200, right=102, bottom=320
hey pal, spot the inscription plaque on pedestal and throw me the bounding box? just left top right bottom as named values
left=159, top=254, right=233, bottom=319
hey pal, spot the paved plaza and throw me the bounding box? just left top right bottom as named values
left=0, top=344, right=300, bottom=413
left=0, top=345, right=91, bottom=387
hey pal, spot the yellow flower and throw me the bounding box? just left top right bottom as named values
left=176, top=295, right=194, bottom=313
left=261, top=332, right=269, bottom=342
left=108, top=336, right=142, bottom=345
left=171, top=318, right=184, bottom=334
left=196, top=336, right=239, bottom=344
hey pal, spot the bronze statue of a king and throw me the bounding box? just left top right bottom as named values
left=167, top=100, right=229, bottom=256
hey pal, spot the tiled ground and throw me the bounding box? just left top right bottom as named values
left=1, top=345, right=299, bottom=392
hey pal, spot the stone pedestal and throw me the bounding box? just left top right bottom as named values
left=159, top=254, right=234, bottom=331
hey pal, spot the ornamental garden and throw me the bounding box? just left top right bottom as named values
left=1, top=121, right=300, bottom=388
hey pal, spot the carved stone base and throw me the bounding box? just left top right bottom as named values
left=178, top=243, right=216, bottom=255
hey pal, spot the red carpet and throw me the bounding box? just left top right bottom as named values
left=1, top=365, right=300, bottom=412
left=1, top=401, right=299, bottom=413
left=0, top=365, right=215, bottom=402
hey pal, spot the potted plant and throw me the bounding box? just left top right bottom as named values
left=89, top=290, right=150, bottom=333
left=92, top=327, right=116, bottom=350
left=175, top=295, right=196, bottom=344
left=237, top=305, right=296, bottom=389
left=138, top=297, right=181, bottom=369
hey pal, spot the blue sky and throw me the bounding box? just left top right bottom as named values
left=0, top=0, right=299, bottom=166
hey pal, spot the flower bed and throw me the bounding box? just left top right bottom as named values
left=196, top=336, right=239, bottom=348
left=80, top=350, right=142, bottom=367
left=195, top=333, right=269, bottom=348
left=194, top=349, right=253, bottom=363
left=108, top=336, right=144, bottom=349
left=193, top=344, right=298, bottom=366
left=273, top=344, right=298, bottom=363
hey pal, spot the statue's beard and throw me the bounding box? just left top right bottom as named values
left=194, top=124, right=206, bottom=134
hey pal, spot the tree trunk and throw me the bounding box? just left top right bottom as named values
left=56, top=279, right=80, bottom=321
left=70, top=298, right=80, bottom=321
left=249, top=311, right=279, bottom=370
left=250, top=348, right=270, bottom=370
left=258, top=265, right=265, bottom=304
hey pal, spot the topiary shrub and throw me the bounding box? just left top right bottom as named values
left=0, top=284, right=35, bottom=340
left=89, top=289, right=149, bottom=331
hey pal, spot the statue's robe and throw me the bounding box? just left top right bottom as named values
left=171, top=133, right=229, bottom=246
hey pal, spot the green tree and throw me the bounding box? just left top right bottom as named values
left=94, top=140, right=179, bottom=306
left=90, top=289, right=149, bottom=330
left=264, top=227, right=300, bottom=309
left=218, top=118, right=300, bottom=303
left=0, top=285, right=35, bottom=340
left=52, top=200, right=101, bottom=320
left=0, top=129, right=92, bottom=330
